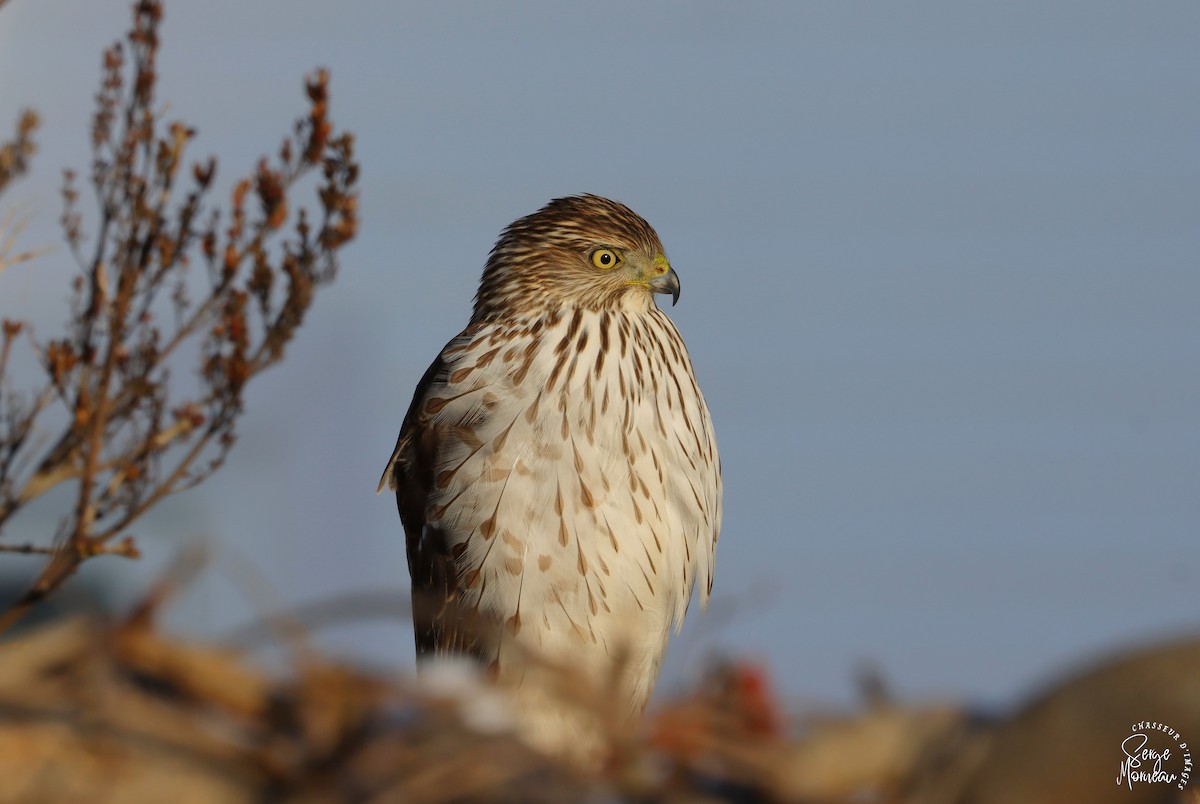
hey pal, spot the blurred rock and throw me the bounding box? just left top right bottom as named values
left=914, top=637, right=1200, bottom=804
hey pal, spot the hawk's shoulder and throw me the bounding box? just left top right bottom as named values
left=376, top=324, right=488, bottom=495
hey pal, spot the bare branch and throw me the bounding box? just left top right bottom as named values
left=0, top=205, right=50, bottom=275
left=0, top=0, right=358, bottom=631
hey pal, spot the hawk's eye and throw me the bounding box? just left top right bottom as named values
left=590, top=248, right=621, bottom=269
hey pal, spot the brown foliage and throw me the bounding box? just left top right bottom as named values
left=0, top=0, right=358, bottom=631
left=0, top=109, right=38, bottom=200
left=1, top=587, right=1196, bottom=803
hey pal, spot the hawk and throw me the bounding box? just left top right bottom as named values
left=379, top=195, right=721, bottom=752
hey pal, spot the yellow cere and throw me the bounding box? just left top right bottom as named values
left=653, top=253, right=671, bottom=275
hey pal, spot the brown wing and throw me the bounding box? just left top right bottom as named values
left=379, top=351, right=492, bottom=661
left=379, top=355, right=455, bottom=658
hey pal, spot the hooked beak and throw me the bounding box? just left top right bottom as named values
left=648, top=264, right=681, bottom=306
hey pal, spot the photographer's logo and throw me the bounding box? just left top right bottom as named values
left=1116, top=721, right=1192, bottom=791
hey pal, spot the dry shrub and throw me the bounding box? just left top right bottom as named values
left=0, top=0, right=357, bottom=632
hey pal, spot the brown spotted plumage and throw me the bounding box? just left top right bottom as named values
left=379, top=195, right=722, bottom=754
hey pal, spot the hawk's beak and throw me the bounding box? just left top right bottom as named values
left=648, top=264, right=681, bottom=307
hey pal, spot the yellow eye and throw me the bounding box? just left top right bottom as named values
left=591, top=248, right=621, bottom=269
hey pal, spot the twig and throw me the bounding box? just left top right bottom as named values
left=0, top=1, right=357, bottom=632
left=224, top=590, right=411, bottom=648
left=0, top=543, right=58, bottom=555
left=0, top=206, right=49, bottom=275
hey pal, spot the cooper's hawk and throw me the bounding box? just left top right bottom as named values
left=379, top=195, right=721, bottom=752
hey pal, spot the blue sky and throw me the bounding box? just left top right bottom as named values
left=1, top=1, right=1197, bottom=709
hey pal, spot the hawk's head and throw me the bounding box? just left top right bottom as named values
left=472, top=194, right=680, bottom=321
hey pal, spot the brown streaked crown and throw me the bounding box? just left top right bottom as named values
left=471, top=194, right=666, bottom=322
